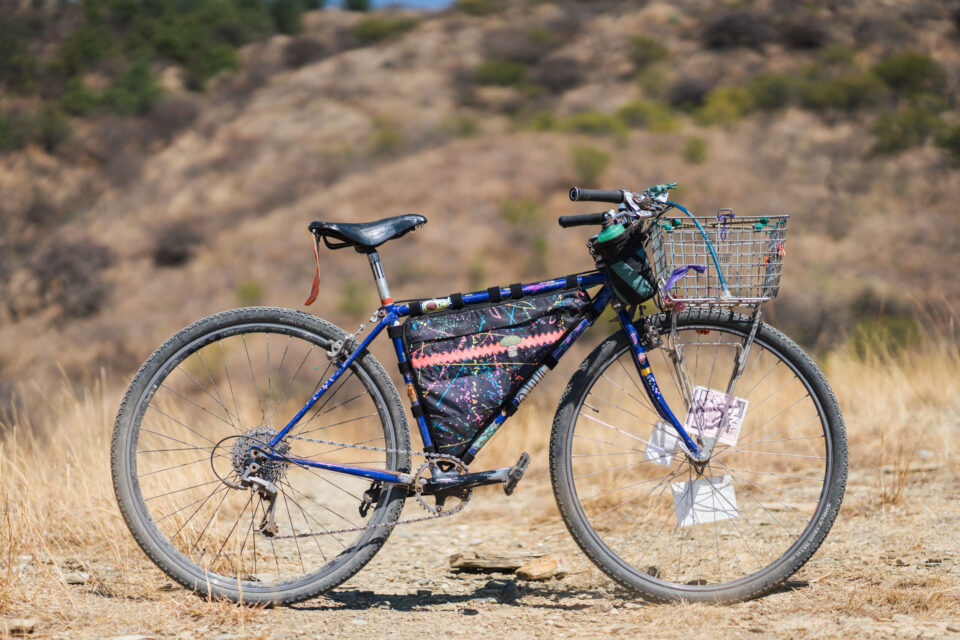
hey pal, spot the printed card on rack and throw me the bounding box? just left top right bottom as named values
left=683, top=386, right=749, bottom=447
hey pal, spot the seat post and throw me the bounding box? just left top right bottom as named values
left=366, top=251, right=393, bottom=306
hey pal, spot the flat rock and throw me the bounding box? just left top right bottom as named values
left=63, top=571, right=91, bottom=585
left=449, top=551, right=542, bottom=573
left=516, top=554, right=567, bottom=581
left=1, top=619, right=38, bottom=635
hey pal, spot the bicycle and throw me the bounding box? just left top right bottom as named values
left=111, top=182, right=847, bottom=605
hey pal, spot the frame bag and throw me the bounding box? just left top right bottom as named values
left=594, top=224, right=656, bottom=306
left=403, top=290, right=589, bottom=458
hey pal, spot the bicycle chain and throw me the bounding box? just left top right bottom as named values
left=260, top=434, right=471, bottom=540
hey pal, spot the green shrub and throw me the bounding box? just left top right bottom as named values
left=696, top=86, right=754, bottom=125
left=445, top=114, right=480, bottom=138
left=455, top=0, right=500, bottom=16
left=615, top=99, right=676, bottom=132
left=779, top=15, right=828, bottom=49
left=182, top=42, right=238, bottom=90
left=0, top=111, right=29, bottom=151
left=819, top=44, right=856, bottom=66
left=350, top=16, right=418, bottom=45
left=530, top=233, right=548, bottom=272
left=0, top=18, right=38, bottom=93
left=468, top=255, right=486, bottom=289
left=628, top=35, right=668, bottom=69
left=682, top=137, right=708, bottom=164
left=103, top=61, right=163, bottom=115
left=371, top=118, right=405, bottom=156
left=57, top=25, right=112, bottom=75
left=270, top=0, right=308, bottom=35
left=33, top=104, right=72, bottom=153
left=338, top=278, right=370, bottom=317
left=530, top=56, right=583, bottom=94
left=526, top=111, right=557, bottom=131
left=871, top=106, right=945, bottom=154
left=746, top=73, right=801, bottom=110
left=872, top=51, right=946, bottom=96
left=570, top=144, right=611, bottom=187
left=499, top=198, right=543, bottom=227
left=473, top=60, right=526, bottom=86
left=800, top=72, right=885, bottom=111
left=61, top=77, right=99, bottom=115
left=561, top=111, right=629, bottom=137
left=701, top=10, right=774, bottom=50
left=237, top=280, right=264, bottom=306
left=935, top=125, right=960, bottom=162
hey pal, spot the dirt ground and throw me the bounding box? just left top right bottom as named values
left=6, top=456, right=959, bottom=640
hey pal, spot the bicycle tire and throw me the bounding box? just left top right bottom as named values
left=549, top=307, right=847, bottom=603
left=112, top=307, right=411, bottom=605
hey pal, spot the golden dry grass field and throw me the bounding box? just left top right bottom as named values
left=1, top=331, right=958, bottom=639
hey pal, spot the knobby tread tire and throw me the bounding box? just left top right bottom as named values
left=549, top=308, right=848, bottom=604
left=112, top=307, right=411, bottom=605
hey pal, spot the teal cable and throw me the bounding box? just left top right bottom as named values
left=665, top=200, right=730, bottom=297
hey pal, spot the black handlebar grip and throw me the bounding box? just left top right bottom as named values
left=569, top=187, right=623, bottom=203
left=558, top=212, right=607, bottom=228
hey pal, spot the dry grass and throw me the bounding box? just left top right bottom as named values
left=0, top=334, right=958, bottom=636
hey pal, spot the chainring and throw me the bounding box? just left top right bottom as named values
left=413, top=457, right=472, bottom=517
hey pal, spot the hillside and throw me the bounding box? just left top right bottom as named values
left=1, top=0, right=960, bottom=406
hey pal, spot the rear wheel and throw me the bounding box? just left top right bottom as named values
left=550, top=308, right=846, bottom=603
left=112, top=307, right=410, bottom=605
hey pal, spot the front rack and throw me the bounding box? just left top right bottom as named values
left=648, top=214, right=788, bottom=307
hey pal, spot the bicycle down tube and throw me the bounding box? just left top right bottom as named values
left=263, top=272, right=702, bottom=483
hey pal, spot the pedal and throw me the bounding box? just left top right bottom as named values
left=503, top=452, right=530, bottom=496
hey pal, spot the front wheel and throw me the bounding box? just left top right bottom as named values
left=550, top=308, right=847, bottom=603
left=112, top=307, right=411, bottom=605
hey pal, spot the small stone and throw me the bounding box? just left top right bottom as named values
left=349, top=618, right=367, bottom=626
left=158, top=583, right=177, bottom=592
left=449, top=551, right=540, bottom=573
left=64, top=571, right=91, bottom=585
left=470, top=597, right=497, bottom=604
left=516, top=554, right=567, bottom=581
left=416, top=589, right=432, bottom=597
left=462, top=608, right=479, bottom=616
left=500, top=581, right=519, bottom=603
left=1, top=619, right=38, bottom=635
left=916, top=449, right=935, bottom=459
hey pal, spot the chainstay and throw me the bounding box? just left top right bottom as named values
left=262, top=434, right=468, bottom=540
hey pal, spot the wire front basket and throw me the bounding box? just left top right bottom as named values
left=648, top=214, right=788, bottom=307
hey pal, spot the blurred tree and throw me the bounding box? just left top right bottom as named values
left=103, top=61, right=163, bottom=115
left=344, top=0, right=371, bottom=11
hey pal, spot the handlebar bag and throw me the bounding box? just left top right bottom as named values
left=402, top=289, right=589, bottom=458
left=594, top=224, right=656, bottom=305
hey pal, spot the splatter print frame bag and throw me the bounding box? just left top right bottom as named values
left=402, top=289, right=589, bottom=458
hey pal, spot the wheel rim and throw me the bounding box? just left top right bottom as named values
left=565, top=323, right=834, bottom=594
left=125, top=322, right=399, bottom=592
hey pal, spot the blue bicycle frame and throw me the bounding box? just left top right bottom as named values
left=265, top=270, right=701, bottom=484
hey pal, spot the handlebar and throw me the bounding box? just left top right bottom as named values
left=557, top=212, right=608, bottom=228
left=569, top=187, right=623, bottom=203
